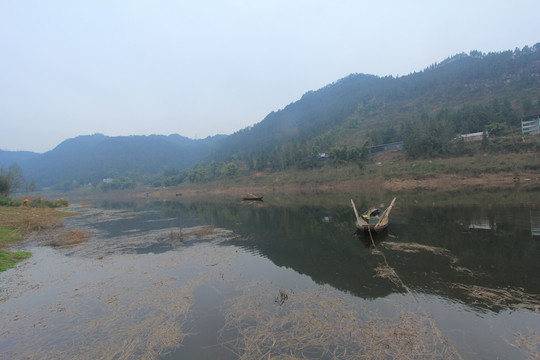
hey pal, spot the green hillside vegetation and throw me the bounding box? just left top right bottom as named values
left=210, top=45, right=540, bottom=170
left=155, top=45, right=539, bottom=187
left=1, top=133, right=226, bottom=191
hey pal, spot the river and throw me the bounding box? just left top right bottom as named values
left=1, top=191, right=539, bottom=359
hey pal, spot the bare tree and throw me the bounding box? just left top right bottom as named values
left=0, top=164, right=26, bottom=197
left=0, top=174, right=8, bottom=197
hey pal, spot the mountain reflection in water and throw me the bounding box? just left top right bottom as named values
left=87, top=196, right=540, bottom=311
left=1, top=193, right=539, bottom=359
left=154, top=197, right=540, bottom=311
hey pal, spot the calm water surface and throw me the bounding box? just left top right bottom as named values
left=1, top=192, right=539, bottom=359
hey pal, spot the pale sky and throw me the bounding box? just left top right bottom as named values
left=1, top=0, right=538, bottom=153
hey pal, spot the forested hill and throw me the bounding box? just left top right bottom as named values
left=0, top=150, right=39, bottom=168
left=10, top=133, right=226, bottom=189
left=211, top=44, right=540, bottom=163
left=3, top=44, right=540, bottom=191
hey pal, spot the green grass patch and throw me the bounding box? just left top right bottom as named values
left=0, top=227, right=28, bottom=272
left=0, top=227, right=22, bottom=245
left=0, top=249, right=31, bottom=272
left=0, top=196, right=69, bottom=208
left=0, top=198, right=74, bottom=272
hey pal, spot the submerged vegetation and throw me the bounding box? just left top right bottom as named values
left=2, top=193, right=540, bottom=358
left=223, top=284, right=461, bottom=359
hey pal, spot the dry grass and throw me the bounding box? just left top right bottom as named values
left=452, top=283, right=540, bottom=311
left=23, top=272, right=210, bottom=360
left=374, top=263, right=402, bottom=287
left=0, top=206, right=88, bottom=249
left=0, top=206, right=77, bottom=254
left=382, top=241, right=476, bottom=277
left=510, top=329, right=540, bottom=360
left=169, top=228, right=184, bottom=243
left=165, top=226, right=217, bottom=247
left=381, top=242, right=450, bottom=256
left=221, top=283, right=459, bottom=359
left=50, top=229, right=91, bottom=247
left=0, top=206, right=69, bottom=235
left=193, top=225, right=215, bottom=238
left=139, top=150, right=540, bottom=200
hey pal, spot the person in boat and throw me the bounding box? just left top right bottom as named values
left=361, top=207, right=380, bottom=221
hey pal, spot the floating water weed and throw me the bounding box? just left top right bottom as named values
left=274, top=289, right=289, bottom=306
left=193, top=225, right=215, bottom=238
left=221, top=283, right=458, bottom=359
left=374, top=264, right=401, bottom=287
left=382, top=241, right=476, bottom=276
left=510, top=329, right=540, bottom=360
left=452, top=283, right=540, bottom=311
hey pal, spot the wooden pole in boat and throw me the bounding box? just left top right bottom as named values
left=351, top=199, right=361, bottom=226
left=375, top=197, right=396, bottom=229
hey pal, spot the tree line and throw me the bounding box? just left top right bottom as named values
left=4, top=44, right=539, bottom=192
left=0, top=164, right=34, bottom=197
left=149, top=160, right=239, bottom=187
left=401, top=98, right=528, bottom=158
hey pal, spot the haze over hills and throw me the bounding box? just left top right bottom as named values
left=0, top=150, right=39, bottom=166
left=212, top=46, right=540, bottom=161
left=1, top=133, right=226, bottom=188
left=1, top=44, right=540, bottom=190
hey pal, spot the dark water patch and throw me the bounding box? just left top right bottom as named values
left=166, top=284, right=238, bottom=360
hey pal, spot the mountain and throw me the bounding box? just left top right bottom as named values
left=0, top=150, right=39, bottom=168
left=211, top=44, right=540, bottom=161
left=4, top=44, right=540, bottom=190
left=11, top=133, right=226, bottom=188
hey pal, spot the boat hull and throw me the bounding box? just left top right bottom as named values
left=356, top=223, right=389, bottom=233
left=351, top=197, right=396, bottom=234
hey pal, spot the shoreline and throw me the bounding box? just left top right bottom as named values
left=58, top=151, right=540, bottom=203
left=139, top=171, right=540, bottom=199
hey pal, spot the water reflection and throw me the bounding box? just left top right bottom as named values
left=93, top=194, right=540, bottom=312
left=3, top=193, right=539, bottom=359
left=531, top=210, right=540, bottom=238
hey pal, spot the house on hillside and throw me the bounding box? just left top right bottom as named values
left=454, top=131, right=486, bottom=143
left=317, top=152, right=328, bottom=160
left=521, top=115, right=540, bottom=135
left=370, top=141, right=403, bottom=153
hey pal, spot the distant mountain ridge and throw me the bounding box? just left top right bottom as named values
left=211, top=45, right=540, bottom=160
left=1, top=133, right=226, bottom=188
left=2, top=43, right=539, bottom=190
left=0, top=150, right=39, bottom=168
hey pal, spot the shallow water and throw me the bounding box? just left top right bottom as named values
left=1, top=192, right=539, bottom=359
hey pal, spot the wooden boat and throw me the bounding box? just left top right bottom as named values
left=351, top=197, right=396, bottom=232
left=242, top=194, right=263, bottom=201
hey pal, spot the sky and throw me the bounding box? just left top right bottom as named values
left=1, top=1, right=539, bottom=153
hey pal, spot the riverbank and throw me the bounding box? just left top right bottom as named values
left=139, top=151, right=540, bottom=199
left=0, top=202, right=75, bottom=271
left=2, top=188, right=539, bottom=359
left=56, top=150, right=540, bottom=207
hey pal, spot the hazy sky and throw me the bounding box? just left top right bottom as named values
left=1, top=1, right=539, bottom=153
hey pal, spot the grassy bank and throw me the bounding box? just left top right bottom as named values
left=0, top=198, right=73, bottom=272
left=137, top=151, right=539, bottom=201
